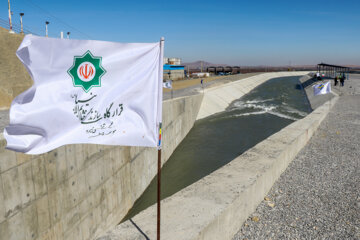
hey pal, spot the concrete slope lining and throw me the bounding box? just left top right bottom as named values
left=0, top=71, right=311, bottom=239
left=101, top=87, right=337, bottom=240
left=0, top=94, right=203, bottom=240
left=196, top=71, right=310, bottom=120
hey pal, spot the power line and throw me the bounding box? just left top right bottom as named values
left=0, top=18, right=20, bottom=32
left=9, top=9, right=45, bottom=34
left=23, top=0, right=93, bottom=39
left=0, top=17, right=38, bottom=35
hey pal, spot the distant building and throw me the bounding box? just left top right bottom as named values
left=164, top=57, right=181, bottom=65
left=164, top=64, right=185, bottom=80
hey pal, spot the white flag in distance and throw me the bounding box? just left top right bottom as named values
left=4, top=35, right=164, bottom=154
left=313, top=81, right=331, bottom=96
left=163, top=80, right=172, bottom=89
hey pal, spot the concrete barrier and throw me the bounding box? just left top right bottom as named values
left=197, top=71, right=310, bottom=120
left=0, top=94, right=203, bottom=240
left=104, top=77, right=338, bottom=240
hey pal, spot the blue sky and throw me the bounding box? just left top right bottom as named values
left=1, top=0, right=360, bottom=65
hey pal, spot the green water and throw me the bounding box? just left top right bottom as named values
left=124, top=76, right=311, bottom=221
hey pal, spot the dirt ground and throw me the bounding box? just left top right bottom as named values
left=0, top=27, right=32, bottom=109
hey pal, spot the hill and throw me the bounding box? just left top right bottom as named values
left=0, top=27, right=32, bottom=109
left=183, top=61, right=229, bottom=70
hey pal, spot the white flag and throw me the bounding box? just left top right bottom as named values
left=313, top=81, right=331, bottom=96
left=163, top=80, right=172, bottom=89
left=4, top=35, right=163, bottom=154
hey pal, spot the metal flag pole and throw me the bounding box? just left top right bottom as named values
left=157, top=148, right=161, bottom=240
left=157, top=122, right=162, bottom=240
left=171, top=80, right=173, bottom=99
left=201, top=79, right=204, bottom=93
left=157, top=37, right=164, bottom=240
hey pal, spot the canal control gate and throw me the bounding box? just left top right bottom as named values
left=207, top=66, right=240, bottom=75
left=317, top=63, right=350, bottom=79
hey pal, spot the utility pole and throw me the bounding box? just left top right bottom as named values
left=45, top=21, right=50, bottom=37
left=19, top=13, right=24, bottom=34
left=201, top=61, right=203, bottom=73
left=8, top=0, right=14, bottom=33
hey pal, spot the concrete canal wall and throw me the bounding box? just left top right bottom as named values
left=103, top=73, right=339, bottom=240
left=110, top=96, right=338, bottom=240
left=0, top=71, right=317, bottom=240
left=197, top=71, right=310, bottom=120
left=0, top=94, right=202, bottom=240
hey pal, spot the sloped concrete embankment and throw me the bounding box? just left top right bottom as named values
left=0, top=71, right=317, bottom=240
left=197, top=71, right=310, bottom=120
left=105, top=74, right=339, bottom=240
left=299, top=75, right=336, bottom=110
left=0, top=94, right=202, bottom=240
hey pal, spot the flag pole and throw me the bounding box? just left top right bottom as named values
left=157, top=122, right=162, bottom=240
left=171, top=81, right=173, bottom=99
left=157, top=147, right=161, bottom=240
left=157, top=37, right=164, bottom=240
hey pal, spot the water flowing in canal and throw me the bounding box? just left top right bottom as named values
left=124, top=75, right=311, bottom=221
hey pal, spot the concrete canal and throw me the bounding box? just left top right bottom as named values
left=124, top=75, right=311, bottom=221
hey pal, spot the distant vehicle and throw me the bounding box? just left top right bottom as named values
left=191, top=72, right=210, bottom=78
left=218, top=72, right=225, bottom=76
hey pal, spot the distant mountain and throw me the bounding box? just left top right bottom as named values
left=184, top=62, right=360, bottom=70
left=183, top=61, right=229, bottom=69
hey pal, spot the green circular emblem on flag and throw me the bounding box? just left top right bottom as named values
left=68, top=50, right=106, bottom=92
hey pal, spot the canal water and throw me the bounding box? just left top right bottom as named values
left=124, top=75, right=311, bottom=221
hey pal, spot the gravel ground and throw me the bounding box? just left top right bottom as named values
left=233, top=75, right=360, bottom=240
